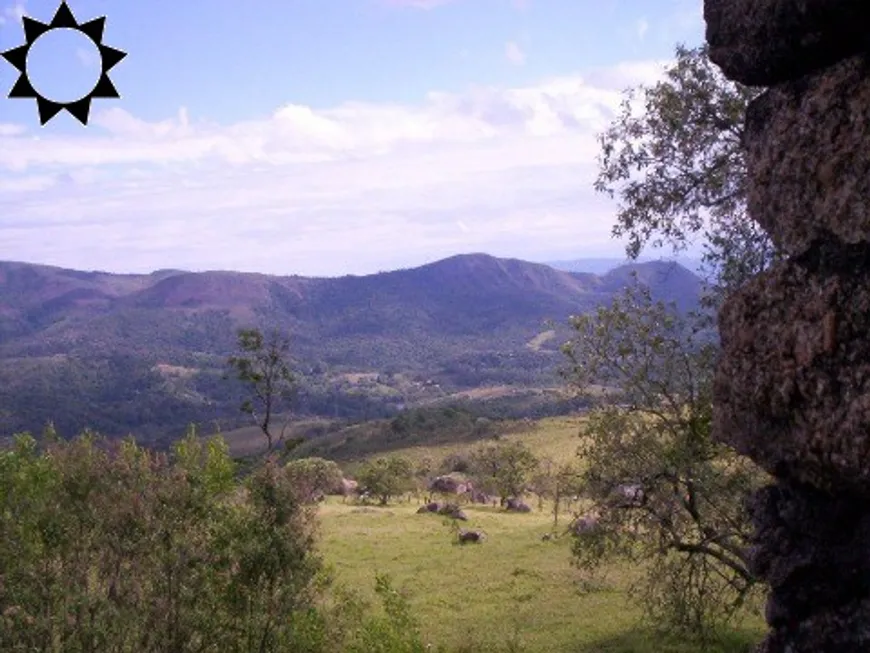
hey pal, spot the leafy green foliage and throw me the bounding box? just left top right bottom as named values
left=285, top=457, right=345, bottom=502
left=345, top=574, right=428, bottom=653
left=573, top=45, right=778, bottom=639
left=0, top=428, right=325, bottom=652
left=595, top=44, right=772, bottom=302
left=562, top=284, right=765, bottom=638
left=470, top=440, right=539, bottom=505
left=356, top=456, right=415, bottom=505
left=228, top=328, right=297, bottom=452
left=530, top=458, right=584, bottom=529
left=0, top=354, right=229, bottom=444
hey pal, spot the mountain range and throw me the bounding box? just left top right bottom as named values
left=0, top=253, right=703, bottom=445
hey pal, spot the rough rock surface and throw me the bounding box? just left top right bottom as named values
left=705, top=1, right=870, bottom=649
left=457, top=529, right=486, bottom=544
left=714, top=239, right=870, bottom=496
left=504, top=497, right=531, bottom=513
left=416, top=501, right=467, bottom=520
left=748, top=482, right=870, bottom=652
left=746, top=56, right=870, bottom=255
left=429, top=474, right=470, bottom=495
left=705, top=0, right=870, bottom=86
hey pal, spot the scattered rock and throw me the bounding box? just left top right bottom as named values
left=608, top=483, right=645, bottom=508
left=504, top=497, right=531, bottom=513
left=339, top=478, right=358, bottom=496
left=416, top=501, right=467, bottom=520
left=429, top=474, right=470, bottom=495
left=457, top=529, right=486, bottom=544
left=570, top=515, right=600, bottom=536
left=468, top=490, right=490, bottom=504
left=438, top=503, right=467, bottom=521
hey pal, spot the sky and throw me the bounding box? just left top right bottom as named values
left=0, top=0, right=704, bottom=277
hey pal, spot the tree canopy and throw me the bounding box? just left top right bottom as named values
left=595, top=44, right=772, bottom=301
left=565, top=44, right=771, bottom=638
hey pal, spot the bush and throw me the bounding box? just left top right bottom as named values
left=0, top=428, right=323, bottom=653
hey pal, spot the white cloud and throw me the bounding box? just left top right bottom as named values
left=0, top=59, right=671, bottom=276
left=505, top=41, right=525, bottom=66
left=0, top=123, right=25, bottom=136
left=636, top=18, right=649, bottom=39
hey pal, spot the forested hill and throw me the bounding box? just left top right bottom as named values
left=0, top=254, right=703, bottom=443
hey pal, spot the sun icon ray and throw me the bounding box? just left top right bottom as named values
left=0, top=1, right=126, bottom=126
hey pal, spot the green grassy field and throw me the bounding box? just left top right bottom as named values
left=225, top=414, right=765, bottom=651
left=381, top=416, right=587, bottom=466
left=312, top=416, right=765, bottom=652
left=316, top=499, right=763, bottom=653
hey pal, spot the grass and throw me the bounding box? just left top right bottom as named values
left=227, top=414, right=766, bottom=651
left=316, top=498, right=764, bottom=653
left=363, top=416, right=588, bottom=469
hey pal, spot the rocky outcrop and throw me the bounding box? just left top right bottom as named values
left=744, top=57, right=870, bottom=255
left=457, top=529, right=486, bottom=544
left=504, top=497, right=531, bottom=513
left=416, top=502, right=468, bottom=521
left=339, top=478, right=358, bottom=496
left=704, top=0, right=870, bottom=86
left=706, top=2, right=870, bottom=650
left=714, top=242, right=870, bottom=497
left=429, top=474, right=471, bottom=495
left=748, top=482, right=870, bottom=651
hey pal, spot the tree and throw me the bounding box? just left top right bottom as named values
left=563, top=283, right=765, bottom=636
left=564, top=44, right=773, bottom=638
left=0, top=429, right=326, bottom=653
left=470, top=440, right=538, bottom=506
left=227, top=328, right=297, bottom=453
left=356, top=456, right=414, bottom=506
left=531, top=457, right=584, bottom=530
left=595, top=44, right=772, bottom=304
left=284, top=457, right=344, bottom=503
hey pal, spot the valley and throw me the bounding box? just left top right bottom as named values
left=0, top=254, right=702, bottom=445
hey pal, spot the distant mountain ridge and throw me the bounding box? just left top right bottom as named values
left=546, top=256, right=704, bottom=276
left=0, top=253, right=703, bottom=442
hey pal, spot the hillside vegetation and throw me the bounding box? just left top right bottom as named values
left=0, top=256, right=701, bottom=444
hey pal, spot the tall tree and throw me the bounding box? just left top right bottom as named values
left=596, top=44, right=771, bottom=303
left=356, top=456, right=415, bottom=506
left=470, top=440, right=538, bottom=506
left=565, top=44, right=772, bottom=638
left=563, top=284, right=765, bottom=636
left=227, top=328, right=297, bottom=453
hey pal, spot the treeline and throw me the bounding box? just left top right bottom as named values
left=0, top=356, right=401, bottom=448
left=293, top=405, right=518, bottom=461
